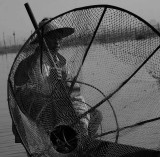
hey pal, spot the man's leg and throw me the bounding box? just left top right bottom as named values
left=88, top=109, right=103, bottom=138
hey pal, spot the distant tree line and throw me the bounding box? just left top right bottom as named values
left=61, top=23, right=160, bottom=48
left=1, top=23, right=160, bottom=54
left=0, top=45, right=21, bottom=54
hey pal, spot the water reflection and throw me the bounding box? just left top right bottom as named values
left=0, top=53, right=27, bottom=157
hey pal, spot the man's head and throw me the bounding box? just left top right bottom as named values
left=31, top=17, right=74, bottom=51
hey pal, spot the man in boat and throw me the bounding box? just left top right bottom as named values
left=12, top=18, right=102, bottom=152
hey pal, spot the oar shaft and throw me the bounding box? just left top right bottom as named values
left=24, top=3, right=57, bottom=68
left=24, top=3, right=70, bottom=98
left=24, top=3, right=39, bottom=31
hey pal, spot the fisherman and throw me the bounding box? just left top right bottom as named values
left=12, top=18, right=102, bottom=153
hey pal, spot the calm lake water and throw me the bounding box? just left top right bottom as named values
left=0, top=53, right=28, bottom=157
left=1, top=43, right=160, bottom=156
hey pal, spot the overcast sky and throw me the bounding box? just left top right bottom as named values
left=1, top=0, right=160, bottom=46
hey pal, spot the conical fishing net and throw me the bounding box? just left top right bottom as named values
left=8, top=5, right=160, bottom=156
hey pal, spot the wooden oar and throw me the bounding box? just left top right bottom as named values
left=24, top=3, right=58, bottom=74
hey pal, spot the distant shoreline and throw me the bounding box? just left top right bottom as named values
left=0, top=28, right=159, bottom=55
left=0, top=45, right=21, bottom=55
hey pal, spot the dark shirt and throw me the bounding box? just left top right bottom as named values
left=12, top=48, right=89, bottom=144
left=14, top=48, right=66, bottom=87
left=13, top=48, right=67, bottom=143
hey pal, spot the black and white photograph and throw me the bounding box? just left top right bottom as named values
left=1, top=0, right=160, bottom=156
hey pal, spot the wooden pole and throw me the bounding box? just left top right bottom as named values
left=3, top=32, right=6, bottom=49
left=24, top=3, right=57, bottom=68
left=13, top=32, right=16, bottom=45
left=24, top=3, right=39, bottom=31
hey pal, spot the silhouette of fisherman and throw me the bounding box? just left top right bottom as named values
left=12, top=18, right=102, bottom=154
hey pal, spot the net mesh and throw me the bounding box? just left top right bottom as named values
left=8, top=5, right=160, bottom=156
